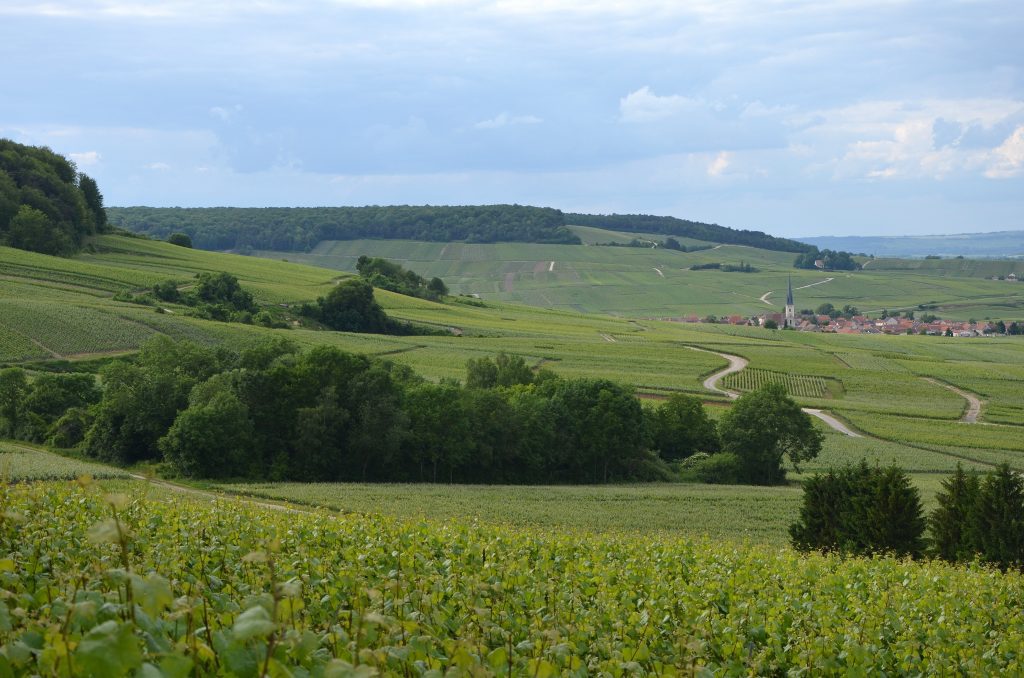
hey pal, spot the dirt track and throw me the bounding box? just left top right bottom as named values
left=922, top=378, right=983, bottom=423
left=695, top=347, right=862, bottom=437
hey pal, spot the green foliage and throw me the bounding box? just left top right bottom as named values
left=302, top=278, right=389, bottom=333
left=356, top=255, right=447, bottom=301
left=970, top=464, right=1024, bottom=570
left=465, top=352, right=534, bottom=389
left=647, top=393, right=719, bottom=461
left=692, top=452, right=743, bottom=484
left=0, top=138, right=105, bottom=255
left=159, top=373, right=255, bottom=478
left=930, top=464, right=981, bottom=562
left=166, top=232, right=192, bottom=248
left=84, top=338, right=231, bottom=464
left=107, top=204, right=580, bottom=249
left=719, top=383, right=823, bottom=485
left=8, top=481, right=1024, bottom=674
left=0, top=367, right=28, bottom=437
left=794, top=248, right=860, bottom=271
left=790, top=462, right=926, bottom=558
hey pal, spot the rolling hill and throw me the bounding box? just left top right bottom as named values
left=252, top=225, right=1024, bottom=320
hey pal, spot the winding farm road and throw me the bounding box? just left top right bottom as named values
left=693, top=347, right=862, bottom=437
left=758, top=291, right=774, bottom=306
left=922, top=377, right=983, bottom=423
left=688, top=347, right=747, bottom=399
left=795, top=277, right=834, bottom=290
left=803, top=409, right=862, bottom=437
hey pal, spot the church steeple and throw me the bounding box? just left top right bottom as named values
left=785, top=276, right=796, bottom=328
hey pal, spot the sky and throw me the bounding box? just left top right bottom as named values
left=1, top=0, right=1022, bottom=237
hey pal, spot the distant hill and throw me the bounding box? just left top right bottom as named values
left=566, top=213, right=813, bottom=254
left=107, top=205, right=814, bottom=253
left=799, top=231, right=1024, bottom=259
left=107, top=205, right=580, bottom=250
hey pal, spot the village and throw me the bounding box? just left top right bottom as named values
left=680, top=312, right=1023, bottom=337
left=667, top=277, right=1023, bottom=336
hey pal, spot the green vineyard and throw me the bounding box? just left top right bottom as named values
left=2, top=480, right=1024, bottom=675
left=723, top=367, right=833, bottom=398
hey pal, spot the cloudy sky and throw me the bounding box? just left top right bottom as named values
left=2, top=1, right=1022, bottom=236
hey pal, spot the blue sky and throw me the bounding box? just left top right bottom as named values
left=2, top=1, right=1022, bottom=237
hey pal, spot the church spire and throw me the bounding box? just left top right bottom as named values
left=785, top=276, right=796, bottom=328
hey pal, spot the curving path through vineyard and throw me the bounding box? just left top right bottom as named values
left=695, top=347, right=861, bottom=437
left=922, top=377, right=983, bottom=423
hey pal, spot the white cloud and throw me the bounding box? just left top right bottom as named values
left=474, top=112, right=542, bottom=129
left=619, top=86, right=703, bottom=123
left=143, top=161, right=171, bottom=170
left=985, top=126, right=1024, bottom=178
left=69, top=150, right=101, bottom=165
left=707, top=151, right=731, bottom=177
left=209, top=105, right=241, bottom=121
left=790, top=98, right=1024, bottom=181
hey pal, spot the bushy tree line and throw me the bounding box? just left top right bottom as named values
left=356, top=255, right=448, bottom=301
left=1, top=340, right=822, bottom=485
left=565, top=213, right=815, bottom=253
left=0, top=139, right=107, bottom=255
left=794, top=248, right=860, bottom=271
left=106, top=205, right=580, bottom=251
left=791, top=462, right=1024, bottom=570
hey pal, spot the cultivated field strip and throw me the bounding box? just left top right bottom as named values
left=723, top=368, right=831, bottom=398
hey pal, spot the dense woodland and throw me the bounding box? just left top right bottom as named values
left=0, top=138, right=107, bottom=255
left=0, top=339, right=820, bottom=485
left=106, top=205, right=580, bottom=250
left=105, top=205, right=823, bottom=254
left=566, top=212, right=814, bottom=253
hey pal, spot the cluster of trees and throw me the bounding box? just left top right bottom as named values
left=106, top=205, right=580, bottom=251
left=113, top=272, right=267, bottom=325
left=994, top=320, right=1024, bottom=335
left=791, top=462, right=1024, bottom=570
left=0, top=139, right=107, bottom=255
left=689, top=262, right=759, bottom=273
left=1, top=340, right=821, bottom=486
left=815, top=303, right=861, bottom=319
left=794, top=248, right=860, bottom=271
left=356, top=256, right=447, bottom=301
left=152, top=272, right=257, bottom=321
left=298, top=279, right=422, bottom=335
left=566, top=213, right=814, bottom=253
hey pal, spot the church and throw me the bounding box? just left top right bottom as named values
left=785, top=276, right=796, bottom=328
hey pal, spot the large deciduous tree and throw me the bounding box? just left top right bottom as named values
left=718, top=383, right=822, bottom=485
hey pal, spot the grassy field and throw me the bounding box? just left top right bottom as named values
left=252, top=225, right=1024, bottom=320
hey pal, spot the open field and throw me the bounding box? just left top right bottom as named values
left=252, top=226, right=1024, bottom=319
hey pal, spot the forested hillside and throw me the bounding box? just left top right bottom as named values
left=0, top=138, right=106, bottom=255
left=106, top=205, right=580, bottom=250
left=566, top=212, right=814, bottom=253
